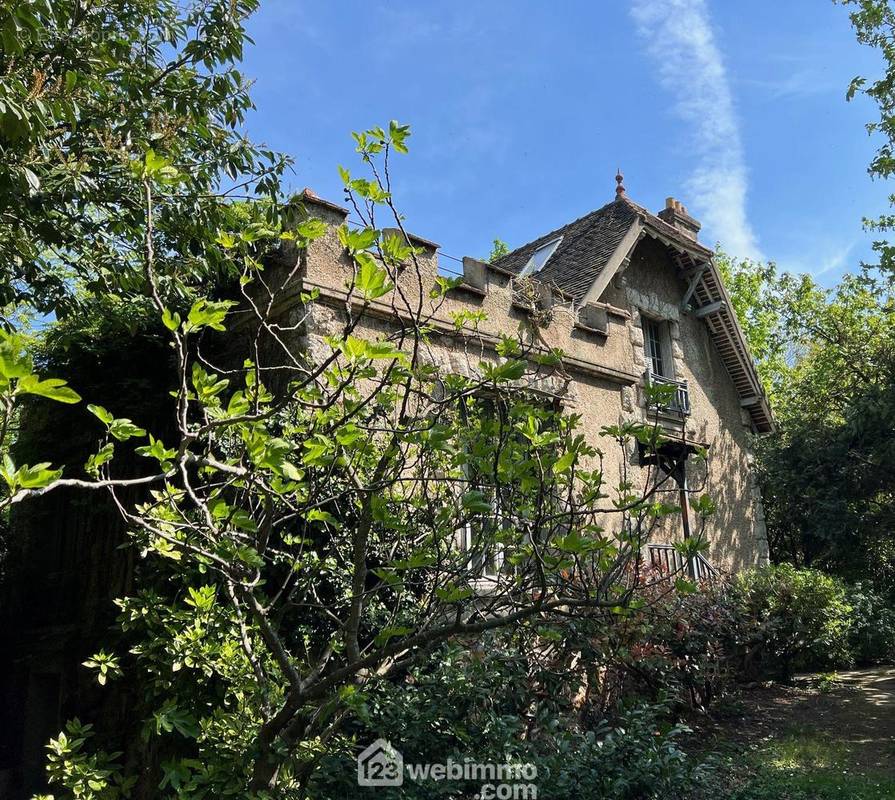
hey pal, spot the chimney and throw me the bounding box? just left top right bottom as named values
left=657, top=197, right=701, bottom=241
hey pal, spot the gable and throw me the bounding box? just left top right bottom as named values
left=601, top=227, right=773, bottom=433
left=495, top=197, right=773, bottom=433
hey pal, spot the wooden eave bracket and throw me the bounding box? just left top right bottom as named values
left=692, top=299, right=727, bottom=318
left=680, top=262, right=708, bottom=310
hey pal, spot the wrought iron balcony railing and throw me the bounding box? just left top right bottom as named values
left=646, top=543, right=717, bottom=582
left=645, top=371, right=691, bottom=416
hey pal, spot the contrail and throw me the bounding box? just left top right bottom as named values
left=630, top=0, right=763, bottom=260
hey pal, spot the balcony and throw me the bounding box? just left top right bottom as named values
left=647, top=543, right=717, bottom=582
left=645, top=371, right=690, bottom=416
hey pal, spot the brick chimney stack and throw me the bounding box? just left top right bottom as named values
left=657, top=197, right=701, bottom=241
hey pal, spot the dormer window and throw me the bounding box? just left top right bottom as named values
left=519, top=237, right=562, bottom=277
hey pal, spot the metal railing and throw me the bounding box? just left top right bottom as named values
left=645, top=371, right=691, bottom=415
left=646, top=543, right=717, bottom=582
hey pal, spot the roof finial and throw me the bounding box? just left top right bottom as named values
left=615, top=168, right=625, bottom=199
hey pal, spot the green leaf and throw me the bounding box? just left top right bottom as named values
left=17, top=462, right=63, bottom=489
left=151, top=537, right=182, bottom=561
left=154, top=702, right=200, bottom=739
left=143, top=149, right=180, bottom=183
left=215, top=230, right=238, bottom=249
left=185, top=585, right=216, bottom=611
left=486, top=359, right=526, bottom=382
left=435, top=584, right=473, bottom=603
left=461, top=490, right=492, bottom=515
left=161, top=308, right=181, bottom=331
left=0, top=454, right=16, bottom=489
left=374, top=625, right=413, bottom=646
left=17, top=375, right=81, bottom=404
left=110, top=418, right=147, bottom=441
left=85, top=443, right=115, bottom=476
left=135, top=435, right=175, bottom=469
left=236, top=545, right=263, bottom=568
left=388, top=120, right=411, bottom=153
left=301, top=435, right=333, bottom=467
left=338, top=226, right=378, bottom=251
left=552, top=450, right=576, bottom=475
left=354, top=254, right=392, bottom=300
left=306, top=509, right=341, bottom=529
left=0, top=335, right=32, bottom=380
left=88, top=404, right=114, bottom=425
left=231, top=509, right=258, bottom=533
left=143, top=148, right=169, bottom=176
left=184, top=299, right=235, bottom=333
left=335, top=424, right=364, bottom=446
left=226, top=390, right=250, bottom=416
left=296, top=218, right=327, bottom=240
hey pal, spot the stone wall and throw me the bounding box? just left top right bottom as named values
left=287, top=197, right=769, bottom=572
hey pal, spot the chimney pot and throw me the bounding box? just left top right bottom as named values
left=657, top=197, right=701, bottom=241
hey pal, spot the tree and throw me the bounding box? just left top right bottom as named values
left=32, top=125, right=711, bottom=798
left=488, top=238, right=510, bottom=263
left=755, top=271, right=895, bottom=590
left=840, top=0, right=895, bottom=279
left=0, top=0, right=289, bottom=317
left=714, top=238, right=895, bottom=592
left=721, top=2, right=895, bottom=594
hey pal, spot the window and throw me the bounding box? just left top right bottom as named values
left=456, top=396, right=508, bottom=580
left=519, top=237, right=562, bottom=277
left=643, top=317, right=670, bottom=378
left=457, top=519, right=504, bottom=578
left=454, top=394, right=560, bottom=581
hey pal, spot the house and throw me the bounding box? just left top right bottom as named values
left=0, top=175, right=773, bottom=797
left=285, top=176, right=771, bottom=573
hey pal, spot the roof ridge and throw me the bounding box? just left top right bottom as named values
left=493, top=198, right=627, bottom=267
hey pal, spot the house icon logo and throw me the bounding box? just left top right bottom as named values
left=357, top=738, right=403, bottom=787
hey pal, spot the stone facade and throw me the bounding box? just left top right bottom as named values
left=279, top=191, right=771, bottom=573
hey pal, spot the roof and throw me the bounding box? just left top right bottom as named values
left=492, top=196, right=773, bottom=433
left=493, top=199, right=638, bottom=301
left=494, top=197, right=712, bottom=302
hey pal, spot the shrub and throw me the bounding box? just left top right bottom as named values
left=573, top=576, right=742, bottom=712
left=530, top=704, right=708, bottom=800
left=309, top=637, right=708, bottom=800
left=846, top=582, right=895, bottom=664
left=731, top=564, right=853, bottom=679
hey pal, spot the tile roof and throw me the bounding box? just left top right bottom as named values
left=493, top=199, right=639, bottom=301
left=493, top=197, right=713, bottom=302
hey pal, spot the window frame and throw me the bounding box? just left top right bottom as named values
left=456, top=395, right=508, bottom=582
left=518, top=236, right=563, bottom=277
left=642, top=316, right=673, bottom=379
left=453, top=392, right=562, bottom=582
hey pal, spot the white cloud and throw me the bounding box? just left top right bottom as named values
left=630, top=0, right=762, bottom=260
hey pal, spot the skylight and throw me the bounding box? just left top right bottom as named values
left=519, top=236, right=562, bottom=277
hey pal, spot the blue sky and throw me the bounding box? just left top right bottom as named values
left=242, top=0, right=889, bottom=285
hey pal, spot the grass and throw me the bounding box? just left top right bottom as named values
left=700, top=725, right=895, bottom=800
